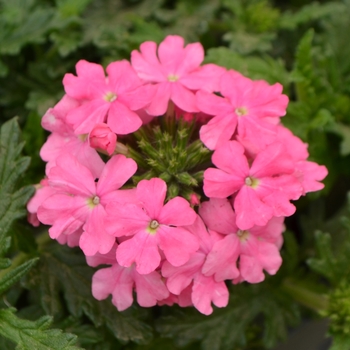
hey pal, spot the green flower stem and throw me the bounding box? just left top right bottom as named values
left=282, top=277, right=329, bottom=312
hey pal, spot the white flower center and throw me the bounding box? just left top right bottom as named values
left=168, top=74, right=179, bottom=82
left=149, top=220, right=159, bottom=229
left=104, top=92, right=117, bottom=102
left=235, top=106, right=248, bottom=116
left=92, top=196, right=100, bottom=205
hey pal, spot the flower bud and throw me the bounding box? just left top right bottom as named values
left=89, top=123, right=117, bottom=155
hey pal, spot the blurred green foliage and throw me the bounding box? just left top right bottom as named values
left=1, top=0, right=350, bottom=348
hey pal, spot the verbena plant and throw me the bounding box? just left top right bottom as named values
left=1, top=0, right=350, bottom=349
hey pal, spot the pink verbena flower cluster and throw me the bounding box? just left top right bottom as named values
left=27, top=35, right=328, bottom=315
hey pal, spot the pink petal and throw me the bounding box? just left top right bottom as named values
left=239, top=255, right=265, bottom=283
left=158, top=226, right=199, bottom=267
left=131, top=42, right=165, bottom=82
left=48, top=154, right=96, bottom=196
left=199, top=198, right=238, bottom=234
left=92, top=264, right=134, bottom=311
left=180, top=63, right=225, bottom=91
left=250, top=142, right=294, bottom=178
left=162, top=252, right=204, bottom=294
left=105, top=202, right=150, bottom=237
left=106, top=60, right=142, bottom=94
left=234, top=186, right=273, bottom=229
left=158, top=35, right=185, bottom=72
left=134, top=270, right=169, bottom=307
left=63, top=61, right=106, bottom=100
left=202, top=234, right=240, bottom=281
left=196, top=90, right=232, bottom=116
left=159, top=196, right=196, bottom=226
left=117, top=232, right=161, bottom=274
left=192, top=274, right=229, bottom=315
left=199, top=113, right=237, bottom=150
left=137, top=178, right=167, bottom=219
left=97, top=155, right=137, bottom=197
left=146, top=83, right=171, bottom=116
left=80, top=205, right=116, bottom=256
left=176, top=42, right=204, bottom=76
left=203, top=168, right=243, bottom=198
left=67, top=100, right=110, bottom=134
left=212, top=141, right=249, bottom=177
left=171, top=83, right=198, bottom=113
left=107, top=100, right=142, bottom=135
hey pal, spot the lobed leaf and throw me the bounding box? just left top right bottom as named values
left=0, top=308, right=81, bottom=350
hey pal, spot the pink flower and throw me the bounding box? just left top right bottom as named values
left=131, top=35, right=225, bottom=115
left=197, top=70, right=289, bottom=150
left=105, top=178, right=198, bottom=274
left=203, top=140, right=302, bottom=229
left=199, top=198, right=284, bottom=283
left=92, top=263, right=169, bottom=311
left=63, top=60, right=153, bottom=135
left=40, top=95, right=104, bottom=179
left=88, top=123, right=117, bottom=155
left=27, top=179, right=55, bottom=227
left=37, top=154, right=137, bottom=255
left=162, top=217, right=229, bottom=315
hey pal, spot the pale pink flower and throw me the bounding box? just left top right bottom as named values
left=131, top=35, right=225, bottom=115
left=88, top=245, right=169, bottom=310
left=197, top=70, right=289, bottom=150
left=27, top=179, right=55, bottom=227
left=92, top=263, right=169, bottom=311
left=275, top=125, right=328, bottom=194
left=88, top=123, right=117, bottom=155
left=63, top=60, right=153, bottom=135
left=105, top=178, right=198, bottom=274
left=199, top=198, right=284, bottom=283
left=203, top=140, right=302, bottom=229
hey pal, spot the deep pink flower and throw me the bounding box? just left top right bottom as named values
left=131, top=35, right=225, bottom=115
left=37, top=154, right=137, bottom=255
left=203, top=140, right=302, bottom=229
left=199, top=198, right=284, bottom=283
left=197, top=70, right=289, bottom=150
left=40, top=96, right=104, bottom=179
left=63, top=60, right=153, bottom=135
left=105, top=178, right=198, bottom=274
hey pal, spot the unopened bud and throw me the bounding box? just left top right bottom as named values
left=89, top=123, right=117, bottom=155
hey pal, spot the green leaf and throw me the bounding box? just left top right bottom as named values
left=279, top=2, right=343, bottom=30
left=0, top=308, right=81, bottom=350
left=0, top=0, right=55, bottom=55
left=29, top=243, right=153, bottom=345
left=157, top=283, right=299, bottom=350
left=205, top=47, right=290, bottom=86
left=0, top=258, right=38, bottom=295
left=0, top=118, right=33, bottom=245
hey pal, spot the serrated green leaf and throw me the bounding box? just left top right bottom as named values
left=0, top=258, right=38, bottom=295
left=0, top=0, right=54, bottom=55
left=205, top=47, right=290, bottom=86
left=29, top=243, right=153, bottom=344
left=307, top=231, right=338, bottom=282
left=280, top=2, right=343, bottom=30
left=0, top=308, right=81, bottom=350
left=0, top=118, right=34, bottom=246
left=157, top=283, right=299, bottom=350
